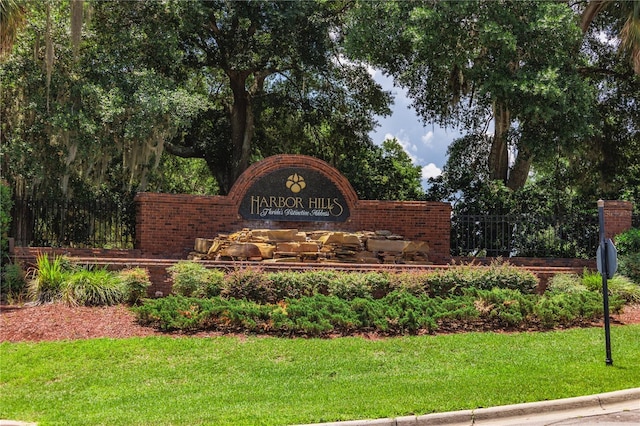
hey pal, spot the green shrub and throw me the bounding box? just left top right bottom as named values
left=134, top=296, right=274, bottom=332
left=165, top=263, right=540, bottom=303
left=27, top=254, right=70, bottom=304
left=533, top=291, right=615, bottom=329
left=119, top=267, right=152, bottom=305
left=388, top=271, right=428, bottom=296
left=221, top=267, right=274, bottom=303
left=605, top=275, right=640, bottom=304
left=133, top=287, right=623, bottom=336
left=361, top=271, right=393, bottom=298
left=619, top=253, right=640, bottom=285
left=425, top=267, right=470, bottom=296
left=134, top=295, right=215, bottom=331
left=27, top=254, right=137, bottom=306
left=481, top=261, right=539, bottom=293
left=547, top=273, right=588, bottom=294
left=581, top=269, right=603, bottom=292
left=468, top=288, right=536, bottom=328
left=168, top=261, right=223, bottom=298
left=382, top=291, right=440, bottom=333
left=215, top=297, right=272, bottom=331
left=616, top=228, right=640, bottom=283
left=62, top=268, right=125, bottom=306
left=1, top=263, right=28, bottom=303
left=268, top=271, right=319, bottom=300
left=426, top=261, right=538, bottom=297
left=349, top=297, right=388, bottom=331
left=326, top=272, right=372, bottom=300
left=294, top=270, right=340, bottom=295
left=581, top=269, right=640, bottom=303
left=281, top=295, right=359, bottom=335
left=434, top=297, right=479, bottom=322
left=615, top=228, right=640, bottom=254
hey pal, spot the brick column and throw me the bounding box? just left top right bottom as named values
left=602, top=200, right=633, bottom=240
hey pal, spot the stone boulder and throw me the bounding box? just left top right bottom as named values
left=192, top=228, right=430, bottom=264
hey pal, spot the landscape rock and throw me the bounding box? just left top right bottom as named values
left=191, top=228, right=431, bottom=264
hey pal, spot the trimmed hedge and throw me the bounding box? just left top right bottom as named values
left=168, top=261, right=539, bottom=303
left=168, top=261, right=224, bottom=298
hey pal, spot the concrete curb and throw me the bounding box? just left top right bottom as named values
left=296, top=387, right=640, bottom=426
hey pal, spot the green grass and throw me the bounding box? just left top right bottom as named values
left=1, top=326, right=639, bottom=425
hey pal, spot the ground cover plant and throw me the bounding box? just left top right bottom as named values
left=135, top=262, right=631, bottom=336
left=1, top=326, right=639, bottom=425
left=133, top=289, right=618, bottom=335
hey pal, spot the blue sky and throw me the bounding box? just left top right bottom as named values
left=368, top=70, right=463, bottom=188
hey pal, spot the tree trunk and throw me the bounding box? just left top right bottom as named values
left=488, top=101, right=510, bottom=183
left=214, top=168, right=233, bottom=197
left=227, top=71, right=255, bottom=193
left=507, top=145, right=532, bottom=190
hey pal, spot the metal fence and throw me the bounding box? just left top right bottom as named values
left=12, top=196, right=136, bottom=249
left=451, top=212, right=600, bottom=258
left=10, top=196, right=632, bottom=255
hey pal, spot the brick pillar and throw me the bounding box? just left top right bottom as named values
left=602, top=200, right=633, bottom=240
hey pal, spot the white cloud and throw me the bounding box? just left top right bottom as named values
left=422, top=163, right=442, bottom=180
left=421, top=131, right=434, bottom=148
left=370, top=70, right=465, bottom=177
left=403, top=140, right=418, bottom=155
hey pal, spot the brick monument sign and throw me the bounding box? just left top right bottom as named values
left=135, top=154, right=452, bottom=263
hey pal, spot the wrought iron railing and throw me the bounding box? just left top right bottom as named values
left=12, top=196, right=136, bottom=249
left=451, top=213, right=600, bottom=259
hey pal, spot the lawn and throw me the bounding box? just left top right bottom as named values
left=1, top=325, right=639, bottom=425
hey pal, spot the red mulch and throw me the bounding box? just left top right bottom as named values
left=1, top=303, right=639, bottom=343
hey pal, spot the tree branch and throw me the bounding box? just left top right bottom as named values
left=165, top=139, right=199, bottom=158
left=578, top=66, right=635, bottom=79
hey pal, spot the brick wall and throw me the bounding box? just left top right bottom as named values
left=349, top=201, right=451, bottom=264
left=602, top=200, right=634, bottom=241
left=135, top=155, right=452, bottom=262
left=135, top=192, right=237, bottom=258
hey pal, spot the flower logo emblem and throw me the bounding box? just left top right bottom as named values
left=286, top=173, right=306, bottom=193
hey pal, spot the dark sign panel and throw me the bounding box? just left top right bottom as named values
left=239, top=168, right=350, bottom=222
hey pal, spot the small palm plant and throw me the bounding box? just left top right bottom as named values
left=28, top=253, right=69, bottom=304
